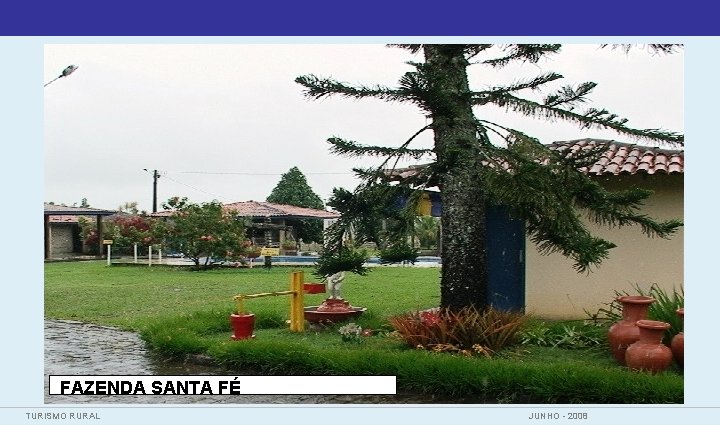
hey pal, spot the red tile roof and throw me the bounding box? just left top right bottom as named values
left=151, top=201, right=339, bottom=219
left=224, top=201, right=339, bottom=219
left=43, top=203, right=117, bottom=216
left=44, top=204, right=119, bottom=224
left=386, top=139, right=683, bottom=180
left=550, top=139, right=684, bottom=175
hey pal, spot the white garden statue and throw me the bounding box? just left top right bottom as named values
left=325, top=271, right=346, bottom=299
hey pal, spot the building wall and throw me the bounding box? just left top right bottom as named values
left=49, top=223, right=75, bottom=256
left=524, top=174, right=684, bottom=319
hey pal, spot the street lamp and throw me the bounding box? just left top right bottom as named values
left=44, top=65, right=79, bottom=87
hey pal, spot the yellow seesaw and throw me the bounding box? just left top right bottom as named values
left=233, top=271, right=306, bottom=332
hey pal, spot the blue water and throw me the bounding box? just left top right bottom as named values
left=251, top=256, right=442, bottom=264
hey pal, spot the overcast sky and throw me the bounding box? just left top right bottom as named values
left=44, top=44, right=683, bottom=213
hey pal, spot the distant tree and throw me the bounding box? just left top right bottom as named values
left=161, top=197, right=246, bottom=269
left=266, top=166, right=326, bottom=244
left=118, top=201, right=140, bottom=215
left=71, top=198, right=90, bottom=208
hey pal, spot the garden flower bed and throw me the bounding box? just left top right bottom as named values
left=45, top=262, right=683, bottom=403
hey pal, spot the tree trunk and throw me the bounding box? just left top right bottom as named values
left=424, top=45, right=488, bottom=310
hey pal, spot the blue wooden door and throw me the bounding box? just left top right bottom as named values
left=485, top=204, right=526, bottom=312
left=408, top=192, right=526, bottom=311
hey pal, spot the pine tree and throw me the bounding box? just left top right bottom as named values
left=296, top=44, right=683, bottom=311
left=266, top=166, right=326, bottom=244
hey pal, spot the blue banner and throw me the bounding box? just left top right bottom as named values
left=2, top=1, right=717, bottom=36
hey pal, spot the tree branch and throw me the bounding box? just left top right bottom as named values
left=480, top=93, right=684, bottom=145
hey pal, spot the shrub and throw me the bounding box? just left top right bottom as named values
left=314, top=248, right=369, bottom=278
left=519, top=321, right=605, bottom=349
left=161, top=197, right=247, bottom=269
left=378, top=242, right=419, bottom=265
left=389, top=306, right=526, bottom=355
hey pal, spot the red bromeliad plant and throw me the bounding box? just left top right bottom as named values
left=390, top=306, right=526, bottom=355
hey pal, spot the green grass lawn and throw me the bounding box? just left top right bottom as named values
left=45, top=261, right=439, bottom=330
left=44, top=261, right=683, bottom=403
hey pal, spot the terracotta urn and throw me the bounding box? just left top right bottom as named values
left=230, top=313, right=255, bottom=340
left=608, top=295, right=655, bottom=364
left=625, top=320, right=673, bottom=373
left=671, top=308, right=684, bottom=367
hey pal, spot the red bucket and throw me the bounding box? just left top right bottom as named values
left=230, top=313, right=256, bottom=340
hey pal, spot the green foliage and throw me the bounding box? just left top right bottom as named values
left=118, top=201, right=141, bottom=215
left=111, top=215, right=165, bottom=247
left=318, top=185, right=419, bottom=281
left=45, top=263, right=440, bottom=329
left=316, top=183, right=418, bottom=278
left=389, top=306, right=526, bottom=355
left=137, top=312, right=683, bottom=403
left=202, top=330, right=682, bottom=403
left=267, top=166, right=325, bottom=209
left=413, top=216, right=439, bottom=249
left=314, top=247, right=369, bottom=278
left=483, top=139, right=683, bottom=272
left=266, top=166, right=325, bottom=244
left=378, top=241, right=419, bottom=264
left=324, top=185, right=416, bottom=253
left=519, top=321, right=605, bottom=349
left=78, top=213, right=165, bottom=255
left=46, top=263, right=682, bottom=403
left=161, top=197, right=246, bottom=269
left=297, top=44, right=684, bottom=310
left=77, top=216, right=99, bottom=253
left=588, top=283, right=684, bottom=344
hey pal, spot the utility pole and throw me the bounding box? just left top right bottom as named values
left=144, top=169, right=161, bottom=213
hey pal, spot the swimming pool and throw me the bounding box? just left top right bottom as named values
left=248, top=255, right=442, bottom=266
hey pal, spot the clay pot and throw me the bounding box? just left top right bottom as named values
left=608, top=295, right=655, bottom=364
left=671, top=308, right=684, bottom=367
left=625, top=320, right=673, bottom=373
left=230, top=313, right=255, bottom=340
